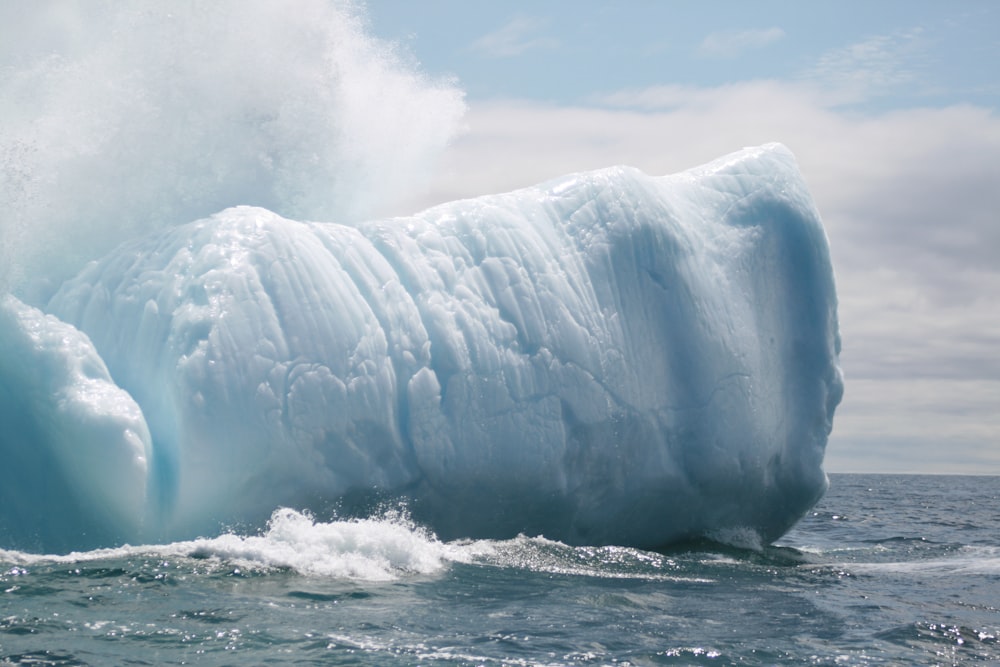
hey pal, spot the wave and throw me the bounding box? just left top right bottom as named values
left=845, top=546, right=1000, bottom=576
left=0, top=508, right=456, bottom=581
left=6, top=509, right=996, bottom=589
left=0, top=507, right=712, bottom=583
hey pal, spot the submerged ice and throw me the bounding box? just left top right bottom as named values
left=0, top=144, right=842, bottom=552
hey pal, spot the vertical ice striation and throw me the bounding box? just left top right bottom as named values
left=30, top=143, right=843, bottom=550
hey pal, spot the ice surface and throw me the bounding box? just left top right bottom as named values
left=3, top=144, right=842, bottom=551
left=0, top=295, right=150, bottom=551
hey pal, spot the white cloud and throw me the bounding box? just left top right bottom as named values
left=697, top=27, right=785, bottom=58
left=824, top=378, right=1000, bottom=474
left=469, top=16, right=559, bottom=58
left=804, top=29, right=928, bottom=104
left=392, top=83, right=1000, bottom=473
left=594, top=80, right=835, bottom=112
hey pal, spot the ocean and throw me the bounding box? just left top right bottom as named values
left=1, top=473, right=998, bottom=666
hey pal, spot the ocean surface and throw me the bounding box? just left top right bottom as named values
left=1, top=473, right=998, bottom=666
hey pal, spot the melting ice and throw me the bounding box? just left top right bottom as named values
left=0, top=144, right=843, bottom=552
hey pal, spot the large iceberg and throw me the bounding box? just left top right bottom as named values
left=0, top=144, right=842, bottom=552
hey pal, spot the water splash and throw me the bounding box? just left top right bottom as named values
left=0, top=0, right=465, bottom=302
left=0, top=508, right=458, bottom=581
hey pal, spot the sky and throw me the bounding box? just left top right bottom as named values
left=358, top=1, right=1000, bottom=474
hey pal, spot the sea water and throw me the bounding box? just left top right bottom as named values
left=1, top=473, right=997, bottom=666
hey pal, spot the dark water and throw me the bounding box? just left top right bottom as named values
left=2, top=474, right=998, bottom=665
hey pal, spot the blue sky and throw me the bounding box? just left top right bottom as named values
left=361, top=1, right=1000, bottom=474
left=366, top=1, right=998, bottom=111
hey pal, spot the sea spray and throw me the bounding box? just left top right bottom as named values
left=0, top=0, right=465, bottom=303
left=0, top=507, right=458, bottom=582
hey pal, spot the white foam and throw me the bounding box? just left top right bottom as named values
left=704, top=526, right=765, bottom=552
left=1, top=508, right=459, bottom=582
left=458, top=535, right=714, bottom=583
left=845, top=547, right=1000, bottom=576
left=183, top=508, right=455, bottom=580
left=0, top=509, right=716, bottom=583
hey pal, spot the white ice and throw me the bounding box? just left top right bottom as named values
left=0, top=294, right=150, bottom=550
left=1, top=144, right=843, bottom=551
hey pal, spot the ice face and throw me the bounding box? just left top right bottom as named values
left=0, top=295, right=150, bottom=551
left=3, top=144, right=842, bottom=552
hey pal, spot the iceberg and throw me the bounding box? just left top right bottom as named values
left=1, top=144, right=842, bottom=552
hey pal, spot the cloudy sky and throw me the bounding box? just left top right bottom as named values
left=360, top=1, right=1000, bottom=474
